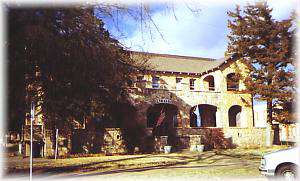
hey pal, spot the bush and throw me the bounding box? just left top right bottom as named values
left=201, top=128, right=236, bottom=150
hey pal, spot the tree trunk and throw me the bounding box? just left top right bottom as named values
left=266, top=100, right=280, bottom=145
left=265, top=100, right=273, bottom=146
left=267, top=100, right=273, bottom=124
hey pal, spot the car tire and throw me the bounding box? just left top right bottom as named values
left=276, top=164, right=297, bottom=180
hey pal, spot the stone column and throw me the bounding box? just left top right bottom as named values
left=242, top=107, right=254, bottom=128
left=216, top=109, right=222, bottom=127
left=180, top=106, right=190, bottom=129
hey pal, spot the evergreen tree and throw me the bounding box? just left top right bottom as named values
left=7, top=7, right=141, bottom=134
left=227, top=2, right=295, bottom=124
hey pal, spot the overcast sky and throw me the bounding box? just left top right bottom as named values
left=98, top=0, right=297, bottom=59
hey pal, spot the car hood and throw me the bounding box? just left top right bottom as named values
left=263, top=147, right=299, bottom=160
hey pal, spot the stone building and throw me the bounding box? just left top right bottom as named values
left=22, top=51, right=269, bottom=157
left=126, top=52, right=267, bottom=149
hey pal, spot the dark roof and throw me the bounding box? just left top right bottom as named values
left=131, top=51, right=232, bottom=74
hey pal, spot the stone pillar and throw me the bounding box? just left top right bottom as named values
left=216, top=109, right=222, bottom=127
left=25, top=142, right=30, bottom=157
left=189, top=135, right=202, bottom=151
left=214, top=72, right=221, bottom=92
left=222, top=110, right=229, bottom=128
left=243, top=107, right=254, bottom=128
left=67, top=134, right=72, bottom=153
left=18, top=143, right=22, bottom=155
left=44, top=130, right=54, bottom=157
left=180, top=106, right=190, bottom=128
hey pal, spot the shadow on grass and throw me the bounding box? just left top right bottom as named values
left=214, top=151, right=261, bottom=161
left=71, top=163, right=243, bottom=178
left=5, top=155, right=152, bottom=175
left=59, top=152, right=223, bottom=177
left=6, top=151, right=248, bottom=178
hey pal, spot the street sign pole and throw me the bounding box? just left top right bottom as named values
left=55, top=129, right=58, bottom=160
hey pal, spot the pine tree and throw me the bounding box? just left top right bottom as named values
left=7, top=7, right=141, bottom=134
left=227, top=2, right=295, bottom=125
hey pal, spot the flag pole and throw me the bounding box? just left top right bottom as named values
left=30, top=101, right=34, bottom=181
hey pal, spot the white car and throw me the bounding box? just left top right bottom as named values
left=259, top=147, right=299, bottom=180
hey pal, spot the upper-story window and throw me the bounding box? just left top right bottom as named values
left=152, top=76, right=160, bottom=88
left=176, top=77, right=182, bottom=90
left=227, top=73, right=239, bottom=91
left=203, top=75, right=215, bottom=91
left=189, top=79, right=195, bottom=90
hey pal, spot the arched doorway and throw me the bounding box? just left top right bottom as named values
left=228, top=105, right=242, bottom=127
left=190, top=104, right=217, bottom=127
left=146, top=103, right=179, bottom=136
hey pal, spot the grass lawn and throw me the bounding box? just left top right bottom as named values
left=4, top=145, right=290, bottom=178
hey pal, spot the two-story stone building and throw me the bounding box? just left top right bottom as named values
left=22, top=51, right=268, bottom=157
left=125, top=51, right=267, bottom=149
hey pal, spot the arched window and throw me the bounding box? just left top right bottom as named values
left=203, top=75, right=215, bottom=91
left=226, top=73, right=239, bottom=91
left=190, top=104, right=217, bottom=127
left=228, top=105, right=242, bottom=127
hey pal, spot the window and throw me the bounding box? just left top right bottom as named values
left=152, top=76, right=160, bottom=88
left=227, top=73, right=239, bottom=91
left=176, top=78, right=182, bottom=84
left=189, top=79, right=195, bottom=90
left=203, top=75, right=215, bottom=91
left=176, top=77, right=182, bottom=90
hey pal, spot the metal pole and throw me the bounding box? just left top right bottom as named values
left=30, top=101, right=34, bottom=181
left=43, top=129, right=46, bottom=158
left=55, top=129, right=58, bottom=160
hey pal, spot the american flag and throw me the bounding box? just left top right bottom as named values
left=155, top=109, right=165, bottom=127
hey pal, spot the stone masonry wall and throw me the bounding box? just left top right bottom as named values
left=223, top=128, right=267, bottom=147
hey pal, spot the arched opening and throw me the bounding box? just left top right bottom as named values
left=203, top=75, right=215, bottom=91
left=190, top=104, right=217, bottom=127
left=147, top=103, right=179, bottom=136
left=228, top=105, right=242, bottom=127
left=227, top=73, right=239, bottom=91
